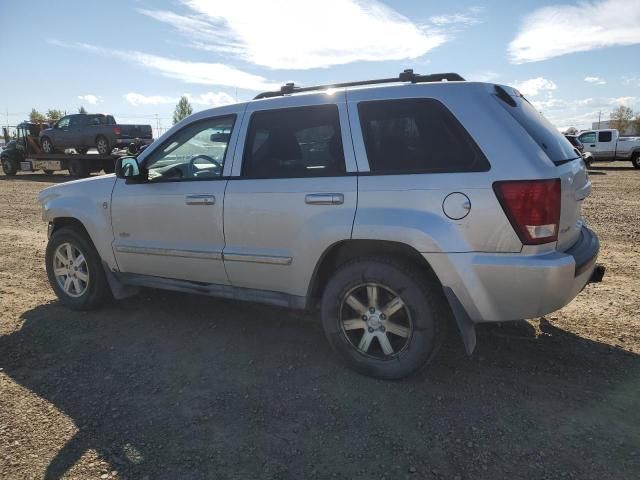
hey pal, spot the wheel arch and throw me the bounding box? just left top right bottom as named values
left=50, top=217, right=91, bottom=239
left=307, top=239, right=442, bottom=309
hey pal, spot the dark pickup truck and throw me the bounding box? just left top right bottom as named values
left=39, top=113, right=153, bottom=155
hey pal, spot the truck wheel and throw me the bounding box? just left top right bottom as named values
left=632, top=153, right=640, bottom=169
left=41, top=137, right=55, bottom=154
left=2, top=157, right=18, bottom=176
left=45, top=226, right=110, bottom=310
left=96, top=136, right=111, bottom=156
left=68, top=158, right=89, bottom=178
left=320, top=258, right=445, bottom=379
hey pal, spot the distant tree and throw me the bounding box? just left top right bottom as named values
left=173, top=96, right=193, bottom=125
left=78, top=105, right=87, bottom=114
left=29, top=108, right=46, bottom=123
left=564, top=127, right=578, bottom=135
left=609, top=105, right=634, bottom=134
left=633, top=114, right=640, bottom=136
left=47, top=109, right=63, bottom=122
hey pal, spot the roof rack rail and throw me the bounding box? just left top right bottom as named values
left=253, top=69, right=465, bottom=100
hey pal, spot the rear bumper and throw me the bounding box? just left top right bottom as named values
left=425, top=227, right=601, bottom=323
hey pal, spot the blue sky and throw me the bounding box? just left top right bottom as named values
left=1, top=0, right=639, bottom=134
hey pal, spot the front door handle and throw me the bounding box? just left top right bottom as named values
left=305, top=193, right=344, bottom=205
left=186, top=194, right=215, bottom=205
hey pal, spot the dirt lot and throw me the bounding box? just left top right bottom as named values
left=0, top=164, right=639, bottom=480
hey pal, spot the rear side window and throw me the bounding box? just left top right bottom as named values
left=598, top=131, right=612, bottom=142
left=242, top=104, right=345, bottom=179
left=496, top=92, right=579, bottom=163
left=357, top=99, right=489, bottom=174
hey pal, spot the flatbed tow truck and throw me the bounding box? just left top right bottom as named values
left=1, top=122, right=125, bottom=177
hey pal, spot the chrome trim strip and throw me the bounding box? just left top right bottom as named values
left=115, top=245, right=222, bottom=260
left=223, top=252, right=292, bottom=265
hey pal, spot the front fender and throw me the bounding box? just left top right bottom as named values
left=38, top=177, right=118, bottom=268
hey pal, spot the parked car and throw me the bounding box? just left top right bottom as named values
left=37, top=72, right=602, bottom=379
left=39, top=113, right=153, bottom=156
left=577, top=129, right=640, bottom=168
left=565, top=134, right=593, bottom=167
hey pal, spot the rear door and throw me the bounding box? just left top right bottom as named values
left=222, top=94, right=358, bottom=297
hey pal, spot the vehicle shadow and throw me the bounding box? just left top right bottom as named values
left=1, top=291, right=639, bottom=479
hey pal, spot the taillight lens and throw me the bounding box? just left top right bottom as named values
left=114, top=126, right=121, bottom=135
left=493, top=179, right=561, bottom=245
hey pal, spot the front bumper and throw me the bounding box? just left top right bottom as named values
left=425, top=226, right=601, bottom=323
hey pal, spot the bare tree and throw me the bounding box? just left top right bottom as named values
left=610, top=105, right=634, bottom=134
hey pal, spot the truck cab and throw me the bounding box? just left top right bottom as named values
left=578, top=129, right=640, bottom=168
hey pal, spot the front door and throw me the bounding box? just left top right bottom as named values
left=111, top=113, right=240, bottom=284
left=223, top=96, right=358, bottom=298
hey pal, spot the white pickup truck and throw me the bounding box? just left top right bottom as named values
left=577, top=129, right=640, bottom=168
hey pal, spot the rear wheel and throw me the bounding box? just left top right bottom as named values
left=41, top=136, right=55, bottom=154
left=45, top=226, right=111, bottom=310
left=68, top=158, right=89, bottom=178
left=632, top=153, right=640, bottom=169
left=2, top=157, right=18, bottom=175
left=321, top=258, right=445, bottom=379
left=96, top=136, right=111, bottom=156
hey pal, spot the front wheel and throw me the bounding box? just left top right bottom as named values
left=2, top=157, right=18, bottom=175
left=632, top=153, right=640, bottom=169
left=321, top=259, right=445, bottom=379
left=45, top=226, right=111, bottom=310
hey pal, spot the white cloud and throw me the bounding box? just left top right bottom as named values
left=470, top=71, right=499, bottom=82
left=139, top=0, right=450, bottom=70
left=125, top=92, right=235, bottom=107
left=77, top=94, right=101, bottom=104
left=50, top=40, right=279, bottom=91
left=623, top=76, right=640, bottom=87
left=508, top=0, right=640, bottom=63
left=511, top=77, right=557, bottom=97
left=584, top=76, right=606, bottom=85
left=429, top=7, right=482, bottom=26
left=609, top=96, right=637, bottom=107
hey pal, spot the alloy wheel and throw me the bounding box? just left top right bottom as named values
left=339, top=283, right=413, bottom=359
left=52, top=242, right=90, bottom=298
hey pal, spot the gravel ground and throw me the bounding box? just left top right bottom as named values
left=0, top=164, right=639, bottom=480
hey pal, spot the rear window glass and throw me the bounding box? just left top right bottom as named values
left=358, top=99, right=489, bottom=174
left=598, top=131, right=612, bottom=142
left=496, top=93, right=579, bottom=163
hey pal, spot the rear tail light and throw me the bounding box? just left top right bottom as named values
left=113, top=126, right=121, bottom=135
left=493, top=179, right=561, bottom=245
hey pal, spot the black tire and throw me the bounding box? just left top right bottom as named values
left=1, top=156, right=18, bottom=175
left=102, top=160, right=115, bottom=174
left=320, top=258, right=445, bottom=379
left=43, top=170, right=55, bottom=175
left=68, top=158, right=89, bottom=178
left=96, top=136, right=111, bottom=156
left=75, top=148, right=88, bottom=155
left=45, top=226, right=111, bottom=310
left=632, top=153, right=640, bottom=169
left=41, top=136, right=55, bottom=154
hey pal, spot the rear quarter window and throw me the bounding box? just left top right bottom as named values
left=357, top=98, right=489, bottom=174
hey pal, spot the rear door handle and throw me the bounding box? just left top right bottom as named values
left=185, top=194, right=215, bottom=205
left=305, top=193, right=344, bottom=205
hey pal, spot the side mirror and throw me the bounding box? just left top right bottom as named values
left=115, top=156, right=144, bottom=181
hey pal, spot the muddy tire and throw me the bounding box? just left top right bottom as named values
left=632, top=153, right=640, bottom=169
left=2, top=157, right=18, bottom=175
left=320, top=258, right=445, bottom=379
left=45, top=226, right=111, bottom=310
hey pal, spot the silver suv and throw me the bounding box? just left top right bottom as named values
left=38, top=71, right=602, bottom=379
